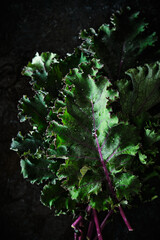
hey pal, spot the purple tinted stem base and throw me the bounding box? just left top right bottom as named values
left=91, top=100, right=133, bottom=232
left=118, top=206, right=133, bottom=231
left=87, top=215, right=94, bottom=239
left=93, top=210, right=113, bottom=240
left=78, top=229, right=83, bottom=240
left=93, top=209, right=103, bottom=240
left=74, top=232, right=78, bottom=240
left=78, top=220, right=83, bottom=240
left=72, top=216, right=83, bottom=229
left=101, top=210, right=113, bottom=230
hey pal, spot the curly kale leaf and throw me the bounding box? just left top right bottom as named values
left=18, top=91, right=48, bottom=132
left=22, top=50, right=87, bottom=104
left=117, top=61, right=160, bottom=118
left=11, top=131, right=42, bottom=155
left=50, top=58, right=141, bottom=210
left=116, top=62, right=160, bottom=201
left=20, top=154, right=55, bottom=184
left=40, top=181, right=76, bottom=216
left=80, top=8, right=157, bottom=81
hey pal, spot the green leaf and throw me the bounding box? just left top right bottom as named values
left=114, top=172, right=141, bottom=200
left=18, top=91, right=48, bottom=131
left=20, top=153, right=55, bottom=184
left=52, top=58, right=140, bottom=206
left=22, top=50, right=87, bottom=104
left=117, top=61, right=160, bottom=117
left=80, top=8, right=157, bottom=81
left=144, top=127, right=160, bottom=146
left=40, top=182, right=76, bottom=215
left=138, top=151, right=147, bottom=164
left=67, top=169, right=102, bottom=202
left=22, top=52, right=57, bottom=79
left=10, top=131, right=42, bottom=155
left=57, top=159, right=82, bottom=187
left=89, top=193, right=113, bottom=212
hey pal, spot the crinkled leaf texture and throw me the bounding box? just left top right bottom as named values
left=51, top=58, right=141, bottom=211
left=11, top=131, right=42, bottom=155
left=22, top=50, right=87, bottom=105
left=11, top=50, right=88, bottom=215
left=117, top=61, right=160, bottom=117
left=80, top=7, right=157, bottom=81
left=40, top=182, right=76, bottom=215
left=18, top=92, right=48, bottom=132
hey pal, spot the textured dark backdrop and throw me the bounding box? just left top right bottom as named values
left=0, top=0, right=160, bottom=239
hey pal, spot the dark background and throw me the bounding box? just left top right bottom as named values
left=0, top=0, right=160, bottom=239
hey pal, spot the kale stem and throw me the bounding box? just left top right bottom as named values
left=100, top=209, right=113, bottom=231
left=118, top=205, right=133, bottom=231
left=93, top=210, right=113, bottom=240
left=86, top=211, right=95, bottom=240
left=91, top=100, right=117, bottom=197
left=72, top=206, right=91, bottom=240
left=91, top=100, right=133, bottom=232
left=78, top=221, right=83, bottom=240
left=78, top=232, right=82, bottom=240
left=86, top=205, right=92, bottom=213
left=93, top=209, right=103, bottom=240
left=106, top=145, right=120, bottom=162
left=72, top=216, right=83, bottom=229
left=74, top=232, right=78, bottom=240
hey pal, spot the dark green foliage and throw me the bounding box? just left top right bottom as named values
left=22, top=50, right=87, bottom=105
left=40, top=182, right=76, bottom=215
left=117, top=62, right=160, bottom=118
left=18, top=92, right=48, bottom=132
left=11, top=7, right=160, bottom=228
left=11, top=131, right=42, bottom=155
left=80, top=7, right=157, bottom=81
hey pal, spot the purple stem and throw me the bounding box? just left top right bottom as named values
left=74, top=232, right=78, bottom=240
left=72, top=216, right=83, bottom=229
left=106, top=145, right=120, bottom=162
left=100, top=210, right=113, bottom=231
left=93, top=210, right=113, bottom=240
left=93, top=209, right=103, bottom=240
left=91, top=101, right=116, bottom=197
left=100, top=132, right=110, bottom=150
left=118, top=205, right=133, bottom=231
left=95, top=135, right=117, bottom=197
left=78, top=231, right=82, bottom=240
left=78, top=221, right=83, bottom=240
left=86, top=205, right=92, bottom=213
left=72, top=206, right=91, bottom=240
left=87, top=212, right=95, bottom=240
left=91, top=100, right=133, bottom=231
